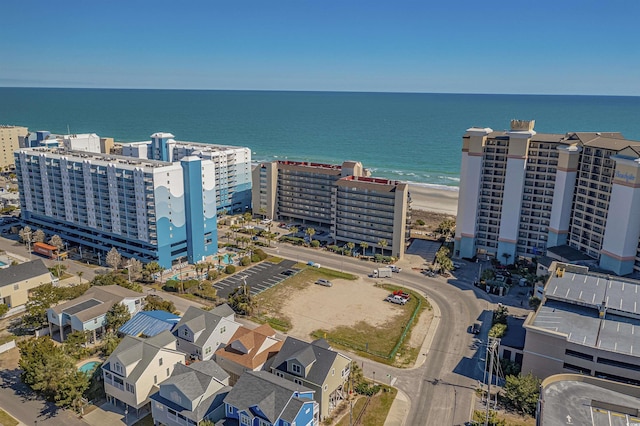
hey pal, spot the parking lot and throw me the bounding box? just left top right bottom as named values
left=213, top=259, right=299, bottom=299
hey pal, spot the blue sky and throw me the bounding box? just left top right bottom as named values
left=1, top=0, right=639, bottom=95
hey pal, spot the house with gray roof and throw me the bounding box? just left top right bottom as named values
left=269, top=337, right=351, bottom=420
left=222, top=370, right=318, bottom=426
left=150, top=360, right=231, bottom=426
left=103, top=330, right=186, bottom=416
left=47, top=285, right=144, bottom=342
left=173, top=306, right=241, bottom=361
left=0, top=259, right=52, bottom=310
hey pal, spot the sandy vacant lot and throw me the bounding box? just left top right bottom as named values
left=280, top=276, right=430, bottom=344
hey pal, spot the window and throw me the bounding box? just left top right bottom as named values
left=332, top=368, right=335, bottom=376
left=240, top=414, right=251, bottom=426
left=166, top=367, right=169, bottom=376
left=228, top=405, right=233, bottom=414
left=565, top=349, right=593, bottom=361
left=13, top=284, right=19, bottom=290
left=126, top=383, right=135, bottom=393
left=159, top=358, right=163, bottom=366
left=220, top=326, right=226, bottom=334
left=154, top=375, right=157, bottom=384
left=291, top=363, right=301, bottom=375
left=294, top=378, right=303, bottom=385
left=276, top=371, right=284, bottom=378
left=324, top=384, right=328, bottom=391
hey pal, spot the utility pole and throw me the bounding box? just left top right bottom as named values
left=485, top=337, right=497, bottom=426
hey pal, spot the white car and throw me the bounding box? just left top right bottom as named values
left=315, top=279, right=332, bottom=287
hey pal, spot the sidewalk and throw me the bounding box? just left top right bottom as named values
left=383, top=293, right=443, bottom=425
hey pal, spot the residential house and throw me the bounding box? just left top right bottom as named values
left=214, top=324, right=283, bottom=385
left=47, top=285, right=144, bottom=342
left=269, top=337, right=351, bottom=420
left=150, top=360, right=231, bottom=426
left=119, top=310, right=181, bottom=338
left=103, top=330, right=186, bottom=416
left=0, top=259, right=52, bottom=310
left=223, top=370, right=318, bottom=426
left=173, top=305, right=241, bottom=361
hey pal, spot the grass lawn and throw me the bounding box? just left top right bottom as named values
left=335, top=387, right=397, bottom=426
left=0, top=335, right=15, bottom=345
left=252, top=267, right=356, bottom=332
left=0, top=409, right=19, bottom=426
left=311, top=284, right=430, bottom=365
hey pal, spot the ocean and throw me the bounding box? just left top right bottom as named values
left=2, top=87, right=640, bottom=190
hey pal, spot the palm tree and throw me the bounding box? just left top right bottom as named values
left=289, top=226, right=299, bottom=236
left=360, top=241, right=369, bottom=256
left=346, top=242, right=355, bottom=256
left=225, top=231, right=232, bottom=243
left=378, top=239, right=388, bottom=256
left=305, top=227, right=316, bottom=244
left=78, top=271, right=84, bottom=285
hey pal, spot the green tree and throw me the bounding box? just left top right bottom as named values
left=106, top=247, right=122, bottom=271
left=101, top=332, right=122, bottom=356
left=24, top=283, right=60, bottom=328
left=501, top=252, right=512, bottom=265
left=435, top=246, right=454, bottom=272
left=18, top=337, right=90, bottom=409
left=0, top=303, right=9, bottom=317
left=502, top=372, right=541, bottom=416
left=289, top=226, right=299, bottom=236
left=378, top=239, right=388, bottom=256
left=435, top=218, right=456, bottom=239
left=64, top=330, right=89, bottom=360
left=529, top=296, right=541, bottom=310
left=305, top=227, right=316, bottom=244
left=346, top=242, right=355, bottom=256
left=227, top=285, right=255, bottom=315
left=471, top=410, right=506, bottom=426
left=360, top=241, right=369, bottom=256
left=492, top=305, right=509, bottom=325
left=105, top=303, right=131, bottom=332
left=92, top=271, right=141, bottom=292
left=489, top=323, right=507, bottom=338
left=143, top=295, right=177, bottom=314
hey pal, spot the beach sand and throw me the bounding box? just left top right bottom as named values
left=409, top=184, right=458, bottom=216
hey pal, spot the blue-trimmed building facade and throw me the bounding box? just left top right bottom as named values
left=123, top=133, right=252, bottom=214
left=15, top=147, right=217, bottom=269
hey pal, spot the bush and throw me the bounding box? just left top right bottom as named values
left=163, top=280, right=180, bottom=292
left=254, top=248, right=268, bottom=261
left=416, top=219, right=425, bottom=226
left=225, top=265, right=236, bottom=274
left=489, top=323, right=507, bottom=338
left=310, top=240, right=320, bottom=248
left=355, top=383, right=381, bottom=396
left=207, top=271, right=218, bottom=280
left=240, top=256, right=251, bottom=266
left=182, top=279, right=199, bottom=291
left=193, top=286, right=217, bottom=301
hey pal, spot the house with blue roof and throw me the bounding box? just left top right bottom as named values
left=221, top=370, right=318, bottom=426
left=119, top=310, right=181, bottom=338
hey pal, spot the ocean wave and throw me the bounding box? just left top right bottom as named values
left=406, top=181, right=460, bottom=192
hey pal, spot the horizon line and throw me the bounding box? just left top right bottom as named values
left=1, top=86, right=638, bottom=98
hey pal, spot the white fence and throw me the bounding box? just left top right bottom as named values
left=0, top=340, right=16, bottom=353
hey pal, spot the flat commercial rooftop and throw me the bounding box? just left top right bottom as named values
left=532, top=300, right=640, bottom=355
left=541, top=380, right=640, bottom=426
left=546, top=271, right=640, bottom=316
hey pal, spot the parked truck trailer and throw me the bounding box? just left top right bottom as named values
left=372, top=266, right=393, bottom=278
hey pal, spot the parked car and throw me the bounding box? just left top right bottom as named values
left=392, top=290, right=411, bottom=300
left=452, top=262, right=463, bottom=270
left=472, top=323, right=481, bottom=334
left=315, top=279, right=332, bottom=287
left=385, top=295, right=408, bottom=305
left=389, top=265, right=402, bottom=273
left=307, top=261, right=321, bottom=268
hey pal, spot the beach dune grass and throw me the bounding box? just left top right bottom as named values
left=311, top=284, right=429, bottom=365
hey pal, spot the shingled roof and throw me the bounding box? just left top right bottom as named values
left=214, top=324, right=283, bottom=370
left=0, top=259, right=51, bottom=287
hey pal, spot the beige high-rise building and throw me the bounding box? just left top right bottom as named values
left=253, top=160, right=410, bottom=258
left=454, top=120, right=640, bottom=275
left=0, top=125, right=28, bottom=170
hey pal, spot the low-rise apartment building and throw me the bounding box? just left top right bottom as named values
left=522, top=263, right=640, bottom=385
left=253, top=160, right=410, bottom=258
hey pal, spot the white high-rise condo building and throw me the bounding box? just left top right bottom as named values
left=455, top=120, right=640, bottom=276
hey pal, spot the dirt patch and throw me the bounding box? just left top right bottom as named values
left=412, top=209, right=455, bottom=233
left=281, top=277, right=398, bottom=340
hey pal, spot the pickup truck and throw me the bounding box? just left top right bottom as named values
left=392, top=290, right=411, bottom=300
left=385, top=295, right=408, bottom=305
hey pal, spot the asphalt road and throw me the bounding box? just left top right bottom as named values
left=265, top=242, right=497, bottom=426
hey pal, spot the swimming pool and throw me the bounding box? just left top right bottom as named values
left=78, top=360, right=100, bottom=374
